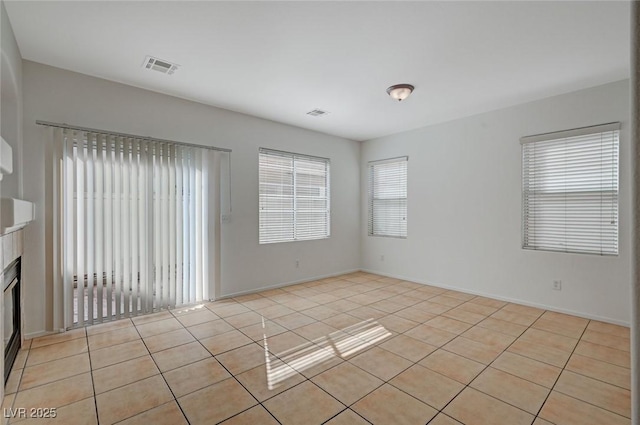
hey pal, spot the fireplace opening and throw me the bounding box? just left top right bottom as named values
left=4, top=258, right=21, bottom=384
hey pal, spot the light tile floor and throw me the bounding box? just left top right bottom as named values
left=5, top=272, right=631, bottom=424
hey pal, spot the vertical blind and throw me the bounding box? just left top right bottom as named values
left=55, top=128, right=223, bottom=327
left=368, top=156, right=408, bottom=238
left=521, top=123, right=620, bottom=255
left=259, top=148, right=330, bottom=244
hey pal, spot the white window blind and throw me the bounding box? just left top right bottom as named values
left=368, top=156, right=408, bottom=238
left=521, top=123, right=620, bottom=255
left=259, top=148, right=330, bottom=244
left=55, top=127, right=224, bottom=327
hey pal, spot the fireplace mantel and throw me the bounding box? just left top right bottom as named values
left=0, top=198, right=35, bottom=234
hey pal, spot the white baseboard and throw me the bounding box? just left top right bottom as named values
left=360, top=268, right=630, bottom=327
left=24, top=330, right=55, bottom=340
left=217, top=268, right=361, bottom=300
left=24, top=269, right=361, bottom=337
left=25, top=266, right=627, bottom=337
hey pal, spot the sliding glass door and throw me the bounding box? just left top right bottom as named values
left=54, top=128, right=223, bottom=327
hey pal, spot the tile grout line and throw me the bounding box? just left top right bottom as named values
left=499, top=325, right=632, bottom=391
left=5, top=345, right=31, bottom=425
left=6, top=330, right=95, bottom=424
left=534, top=319, right=632, bottom=421
left=15, top=273, right=632, bottom=425
left=423, top=303, right=547, bottom=424
left=18, top=314, right=620, bottom=422
left=298, top=290, right=518, bottom=423
left=530, top=318, right=592, bottom=425
left=207, top=277, right=414, bottom=424
left=127, top=318, right=192, bottom=425
left=177, top=310, right=284, bottom=425
left=85, top=327, right=102, bottom=425
left=292, top=299, right=475, bottom=422
left=134, top=274, right=420, bottom=423
left=131, top=277, right=625, bottom=423
left=247, top=326, right=358, bottom=423
left=156, top=309, right=289, bottom=424
left=310, top=298, right=536, bottom=423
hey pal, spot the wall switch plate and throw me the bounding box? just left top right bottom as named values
left=552, top=280, right=562, bottom=291
left=380, top=254, right=385, bottom=262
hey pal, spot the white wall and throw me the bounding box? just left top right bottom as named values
left=361, top=80, right=632, bottom=325
left=22, top=61, right=361, bottom=337
left=1, top=0, right=22, bottom=199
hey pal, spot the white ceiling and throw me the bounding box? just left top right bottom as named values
left=5, top=1, right=631, bottom=141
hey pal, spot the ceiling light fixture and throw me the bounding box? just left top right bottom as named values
left=386, top=84, right=414, bottom=102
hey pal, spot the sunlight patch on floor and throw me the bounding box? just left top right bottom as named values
left=263, top=318, right=391, bottom=389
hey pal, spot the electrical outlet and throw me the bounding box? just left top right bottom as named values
left=295, top=259, right=300, bottom=268
left=552, top=280, right=562, bottom=291
left=221, top=214, right=232, bottom=223
left=380, top=254, right=385, bottom=262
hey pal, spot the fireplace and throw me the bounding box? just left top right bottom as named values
left=4, top=258, right=20, bottom=384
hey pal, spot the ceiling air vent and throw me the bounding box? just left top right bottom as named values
left=143, top=56, right=179, bottom=75
left=307, top=109, right=329, bottom=117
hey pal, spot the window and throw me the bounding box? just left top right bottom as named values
left=259, top=148, right=330, bottom=244
left=368, top=156, right=408, bottom=238
left=521, top=123, right=620, bottom=255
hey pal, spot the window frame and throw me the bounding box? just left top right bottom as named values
left=258, top=147, right=331, bottom=244
left=521, top=123, right=620, bottom=256
left=368, top=156, right=408, bottom=238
